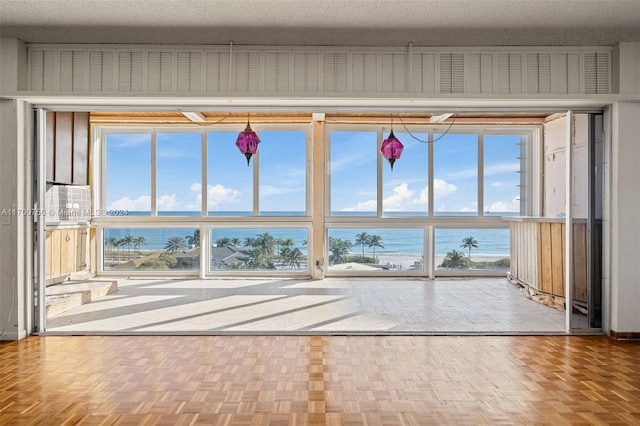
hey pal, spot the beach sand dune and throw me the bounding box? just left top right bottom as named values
left=327, top=253, right=509, bottom=271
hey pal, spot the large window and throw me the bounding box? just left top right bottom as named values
left=105, top=133, right=151, bottom=215
left=99, top=125, right=309, bottom=276
left=259, top=131, right=307, bottom=215
left=382, top=131, right=428, bottom=217
left=207, top=131, right=252, bottom=215
left=328, top=128, right=529, bottom=218
left=330, top=131, right=377, bottom=216
left=98, top=122, right=532, bottom=277
left=103, top=227, right=200, bottom=271
left=433, top=133, right=477, bottom=215
left=156, top=132, right=202, bottom=216
left=103, top=127, right=308, bottom=217
left=210, top=228, right=308, bottom=272
left=483, top=134, right=522, bottom=215
left=326, top=125, right=532, bottom=276
left=435, top=228, right=510, bottom=273
left=327, top=228, right=425, bottom=273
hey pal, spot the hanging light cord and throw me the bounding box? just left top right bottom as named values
left=397, top=115, right=457, bottom=144
left=194, top=114, right=230, bottom=127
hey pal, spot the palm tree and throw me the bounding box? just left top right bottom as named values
left=328, top=237, right=352, bottom=265
left=164, top=236, right=187, bottom=254
left=440, top=250, right=469, bottom=269
left=133, top=236, right=146, bottom=254
left=230, top=237, right=242, bottom=246
left=355, top=232, right=370, bottom=259
left=285, top=247, right=305, bottom=269
left=368, top=234, right=384, bottom=259
left=247, top=246, right=273, bottom=269
left=105, top=236, right=118, bottom=260
left=114, top=238, right=124, bottom=263
left=186, top=229, right=200, bottom=248
left=243, top=236, right=257, bottom=248
left=255, top=232, right=276, bottom=258
left=278, top=237, right=296, bottom=266
left=460, top=236, right=478, bottom=260
left=121, top=234, right=135, bottom=259
left=216, top=237, right=231, bottom=246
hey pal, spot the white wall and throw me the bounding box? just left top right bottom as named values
left=2, top=37, right=640, bottom=338
left=609, top=102, right=640, bottom=334
left=0, top=39, right=31, bottom=340
left=543, top=114, right=589, bottom=219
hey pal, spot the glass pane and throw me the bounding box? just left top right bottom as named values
left=259, top=131, right=306, bottom=215
left=207, top=132, right=253, bottom=216
left=382, top=131, right=428, bottom=217
left=104, top=227, right=199, bottom=271
left=105, top=133, right=151, bottom=215
left=210, top=228, right=308, bottom=271
left=330, top=131, right=377, bottom=216
left=484, top=134, right=522, bottom=215
left=433, top=133, right=478, bottom=216
left=327, top=228, right=424, bottom=272
left=156, top=133, right=202, bottom=216
left=435, top=228, right=510, bottom=272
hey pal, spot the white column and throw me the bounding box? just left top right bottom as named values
left=609, top=102, right=640, bottom=335
left=0, top=38, right=30, bottom=340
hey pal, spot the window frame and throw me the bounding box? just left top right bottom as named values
left=93, top=124, right=312, bottom=277
left=324, top=123, right=539, bottom=277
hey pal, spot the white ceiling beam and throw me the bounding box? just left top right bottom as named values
left=181, top=112, right=206, bottom=122
left=430, top=113, right=453, bottom=123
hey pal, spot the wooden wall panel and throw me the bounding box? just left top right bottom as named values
left=46, top=112, right=90, bottom=185
left=45, top=111, right=55, bottom=182
left=59, top=229, right=76, bottom=276
left=550, top=223, right=564, bottom=296
left=54, top=112, right=73, bottom=183
left=539, top=222, right=552, bottom=293
left=72, top=112, right=89, bottom=184
left=49, top=230, right=61, bottom=278
left=509, top=220, right=589, bottom=307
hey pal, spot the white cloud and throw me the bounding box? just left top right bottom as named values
left=341, top=179, right=458, bottom=212
left=383, top=182, right=414, bottom=211
left=433, top=179, right=457, bottom=197
left=108, top=195, right=151, bottom=210
left=190, top=183, right=202, bottom=191
left=205, top=184, right=240, bottom=208
left=490, top=182, right=503, bottom=187
left=157, top=194, right=179, bottom=210
left=341, top=199, right=376, bottom=212
left=487, top=197, right=520, bottom=212
left=459, top=202, right=478, bottom=212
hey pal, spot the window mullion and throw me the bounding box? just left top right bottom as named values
left=253, top=133, right=259, bottom=216
left=151, top=129, right=157, bottom=216
left=478, top=132, right=484, bottom=217
left=428, top=129, right=434, bottom=216
left=201, top=131, right=207, bottom=216
left=377, top=128, right=383, bottom=217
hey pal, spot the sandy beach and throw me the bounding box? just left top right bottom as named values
left=329, top=253, right=509, bottom=271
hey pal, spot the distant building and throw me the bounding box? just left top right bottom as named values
left=210, top=244, right=251, bottom=270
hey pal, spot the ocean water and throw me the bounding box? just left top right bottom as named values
left=104, top=211, right=513, bottom=256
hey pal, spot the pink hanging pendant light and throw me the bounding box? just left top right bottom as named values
left=235, top=116, right=260, bottom=166
left=380, top=128, right=404, bottom=171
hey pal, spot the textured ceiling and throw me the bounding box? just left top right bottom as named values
left=2, top=0, right=640, bottom=46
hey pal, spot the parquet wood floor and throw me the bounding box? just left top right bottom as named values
left=1, top=335, right=639, bottom=425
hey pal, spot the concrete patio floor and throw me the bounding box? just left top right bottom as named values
left=44, top=277, right=577, bottom=334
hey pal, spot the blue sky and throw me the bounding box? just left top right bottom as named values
left=106, top=129, right=520, bottom=214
